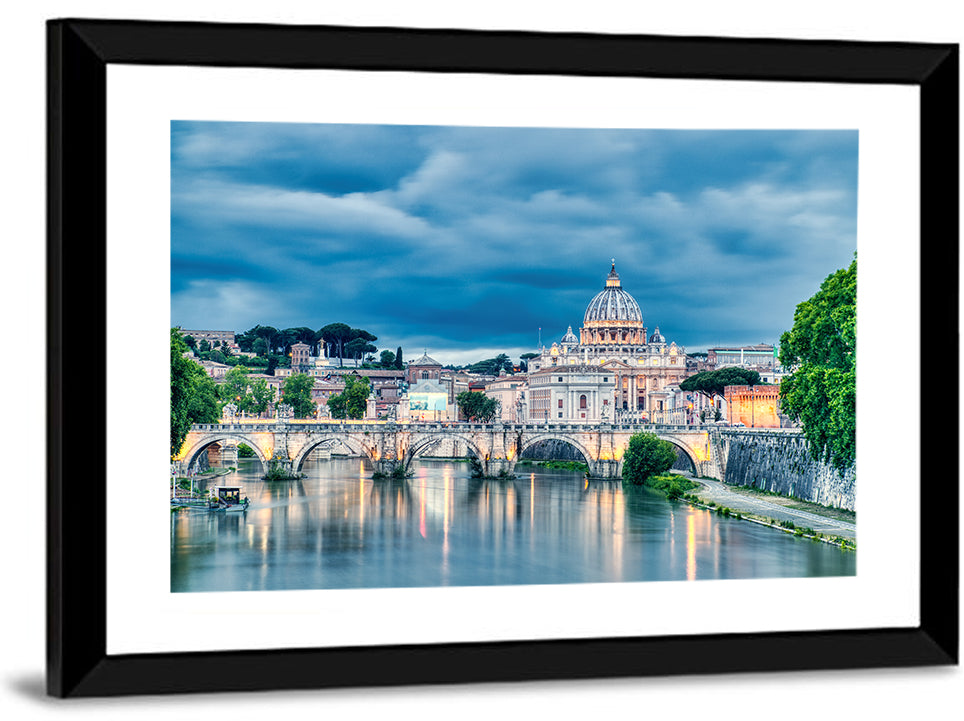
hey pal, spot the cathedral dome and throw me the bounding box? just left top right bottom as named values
left=649, top=327, right=665, bottom=344
left=583, top=262, right=643, bottom=326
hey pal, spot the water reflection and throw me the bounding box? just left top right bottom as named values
left=171, top=458, right=855, bottom=593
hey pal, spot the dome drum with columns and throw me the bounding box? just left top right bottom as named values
left=528, top=261, right=687, bottom=419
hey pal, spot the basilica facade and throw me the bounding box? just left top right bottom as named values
left=528, top=262, right=687, bottom=419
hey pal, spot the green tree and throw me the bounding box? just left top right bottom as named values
left=283, top=326, right=318, bottom=354
left=198, top=339, right=211, bottom=353
left=170, top=329, right=220, bottom=457
left=621, top=432, right=677, bottom=485
left=379, top=349, right=396, bottom=368
left=456, top=391, right=500, bottom=422
left=394, top=346, right=403, bottom=370
left=494, top=353, right=512, bottom=374
left=185, top=372, right=220, bottom=426
left=220, top=365, right=250, bottom=406
left=219, top=366, right=272, bottom=416
left=779, top=257, right=856, bottom=471
left=252, top=337, right=269, bottom=357
left=247, top=377, right=273, bottom=416
left=281, top=372, right=316, bottom=418
left=679, top=367, right=762, bottom=400
left=253, top=325, right=280, bottom=354
left=345, top=337, right=377, bottom=366
left=319, top=323, right=353, bottom=366
left=328, top=375, right=371, bottom=419
left=181, top=334, right=197, bottom=351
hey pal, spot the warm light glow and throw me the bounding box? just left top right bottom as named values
left=686, top=515, right=697, bottom=581
left=530, top=473, right=535, bottom=526
left=419, top=476, right=427, bottom=539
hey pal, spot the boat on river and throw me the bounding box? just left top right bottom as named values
left=210, top=485, right=249, bottom=512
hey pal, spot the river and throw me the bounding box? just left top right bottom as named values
left=170, top=457, right=855, bottom=593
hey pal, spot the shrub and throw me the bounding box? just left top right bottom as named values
left=643, top=472, right=699, bottom=499
left=621, top=433, right=677, bottom=485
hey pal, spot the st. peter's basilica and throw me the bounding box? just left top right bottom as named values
left=527, top=262, right=687, bottom=421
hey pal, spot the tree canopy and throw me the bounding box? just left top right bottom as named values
left=318, top=323, right=378, bottom=367
left=679, top=367, right=762, bottom=399
left=345, top=337, right=377, bottom=365
left=327, top=375, right=371, bottom=419
left=219, top=365, right=272, bottom=416
left=456, top=391, right=500, bottom=422
left=458, top=354, right=514, bottom=375
left=779, top=257, right=856, bottom=471
left=379, top=350, right=396, bottom=368
left=621, top=432, right=678, bottom=485
left=281, top=372, right=316, bottom=418
left=170, top=328, right=220, bottom=457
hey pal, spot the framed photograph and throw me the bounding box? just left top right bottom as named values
left=48, top=19, right=957, bottom=697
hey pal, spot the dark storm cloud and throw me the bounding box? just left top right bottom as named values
left=171, top=122, right=858, bottom=364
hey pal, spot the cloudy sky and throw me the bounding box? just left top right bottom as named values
left=171, top=121, right=857, bottom=366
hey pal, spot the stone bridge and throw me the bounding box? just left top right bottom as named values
left=174, top=420, right=797, bottom=480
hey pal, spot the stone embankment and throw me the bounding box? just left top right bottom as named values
left=722, top=431, right=855, bottom=512
left=688, top=475, right=855, bottom=541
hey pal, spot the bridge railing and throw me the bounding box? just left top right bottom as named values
left=190, top=421, right=801, bottom=434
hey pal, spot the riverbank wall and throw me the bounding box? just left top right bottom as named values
left=722, top=431, right=855, bottom=511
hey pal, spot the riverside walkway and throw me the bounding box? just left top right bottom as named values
left=684, top=475, right=856, bottom=541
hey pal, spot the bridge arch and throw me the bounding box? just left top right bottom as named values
left=517, top=434, right=595, bottom=467
left=654, top=434, right=700, bottom=476
left=179, top=433, right=271, bottom=473
left=403, top=432, right=489, bottom=469
left=291, top=434, right=375, bottom=471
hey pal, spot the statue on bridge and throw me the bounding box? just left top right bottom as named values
left=276, top=403, right=293, bottom=421
left=221, top=403, right=237, bottom=423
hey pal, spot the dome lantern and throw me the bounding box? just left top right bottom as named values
left=583, top=261, right=643, bottom=327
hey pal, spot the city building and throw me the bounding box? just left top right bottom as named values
left=527, top=366, right=615, bottom=422
left=290, top=342, right=312, bottom=372
left=708, top=344, right=777, bottom=370
left=194, top=358, right=231, bottom=379
left=529, top=262, right=689, bottom=420
left=723, top=384, right=792, bottom=428
left=177, top=328, right=237, bottom=349
left=484, top=376, right=527, bottom=422
left=401, top=378, right=453, bottom=422
left=406, top=351, right=444, bottom=383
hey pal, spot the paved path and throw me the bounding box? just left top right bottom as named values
left=685, top=475, right=856, bottom=541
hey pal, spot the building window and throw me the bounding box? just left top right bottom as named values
left=558, top=376, right=563, bottom=382
left=558, top=399, right=563, bottom=408
left=579, top=394, right=587, bottom=409
left=558, top=412, right=563, bottom=418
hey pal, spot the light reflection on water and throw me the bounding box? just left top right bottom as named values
left=171, top=457, right=855, bottom=593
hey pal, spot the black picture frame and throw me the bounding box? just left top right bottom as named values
left=47, top=18, right=958, bottom=698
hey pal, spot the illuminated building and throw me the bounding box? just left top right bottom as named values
left=529, top=262, right=688, bottom=420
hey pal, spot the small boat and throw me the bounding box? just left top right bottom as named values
left=210, top=485, right=250, bottom=512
